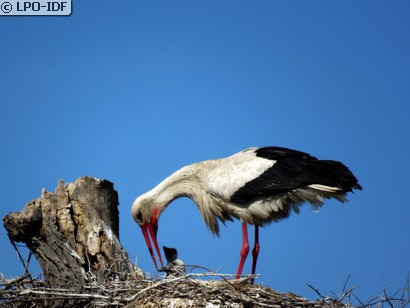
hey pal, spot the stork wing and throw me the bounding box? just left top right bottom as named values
left=230, top=146, right=362, bottom=204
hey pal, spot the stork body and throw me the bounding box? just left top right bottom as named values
left=132, top=146, right=362, bottom=280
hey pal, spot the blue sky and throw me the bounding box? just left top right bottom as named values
left=1, top=1, right=409, bottom=304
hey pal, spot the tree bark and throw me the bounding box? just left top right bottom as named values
left=3, top=176, right=139, bottom=293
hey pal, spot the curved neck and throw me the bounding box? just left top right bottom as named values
left=151, top=166, right=201, bottom=206
left=148, top=164, right=223, bottom=235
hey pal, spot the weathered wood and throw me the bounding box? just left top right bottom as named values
left=3, top=176, right=139, bottom=294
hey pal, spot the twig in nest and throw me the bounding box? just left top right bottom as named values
left=7, top=237, right=34, bottom=287
left=383, top=288, right=394, bottom=308
left=306, top=283, right=325, bottom=299
left=338, top=286, right=358, bottom=304
left=1, top=273, right=31, bottom=290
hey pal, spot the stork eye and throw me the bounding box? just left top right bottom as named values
left=136, top=211, right=143, bottom=222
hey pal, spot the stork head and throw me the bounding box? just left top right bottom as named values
left=131, top=195, right=164, bottom=271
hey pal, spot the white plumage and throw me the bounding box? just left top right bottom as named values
left=204, top=148, right=276, bottom=201
left=132, top=146, right=361, bottom=281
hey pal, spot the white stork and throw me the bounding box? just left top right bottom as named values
left=131, top=146, right=362, bottom=281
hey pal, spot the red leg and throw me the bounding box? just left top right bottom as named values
left=236, top=223, right=249, bottom=279
left=251, top=225, right=260, bottom=284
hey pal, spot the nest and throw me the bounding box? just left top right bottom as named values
left=0, top=266, right=356, bottom=308
left=2, top=265, right=409, bottom=307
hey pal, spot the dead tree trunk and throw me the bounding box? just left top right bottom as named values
left=3, top=176, right=140, bottom=292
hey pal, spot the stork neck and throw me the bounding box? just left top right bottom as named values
left=151, top=165, right=201, bottom=207
left=149, top=162, right=222, bottom=235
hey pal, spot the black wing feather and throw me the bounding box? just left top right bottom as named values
left=231, top=146, right=362, bottom=204
left=255, top=146, right=318, bottom=160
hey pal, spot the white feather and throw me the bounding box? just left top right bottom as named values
left=204, top=148, right=275, bottom=201
left=308, top=184, right=341, bottom=192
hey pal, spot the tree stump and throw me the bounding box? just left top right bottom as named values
left=3, top=176, right=139, bottom=293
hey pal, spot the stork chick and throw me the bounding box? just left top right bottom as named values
left=161, top=246, right=186, bottom=277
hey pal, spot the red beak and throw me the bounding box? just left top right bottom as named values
left=141, top=222, right=164, bottom=271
